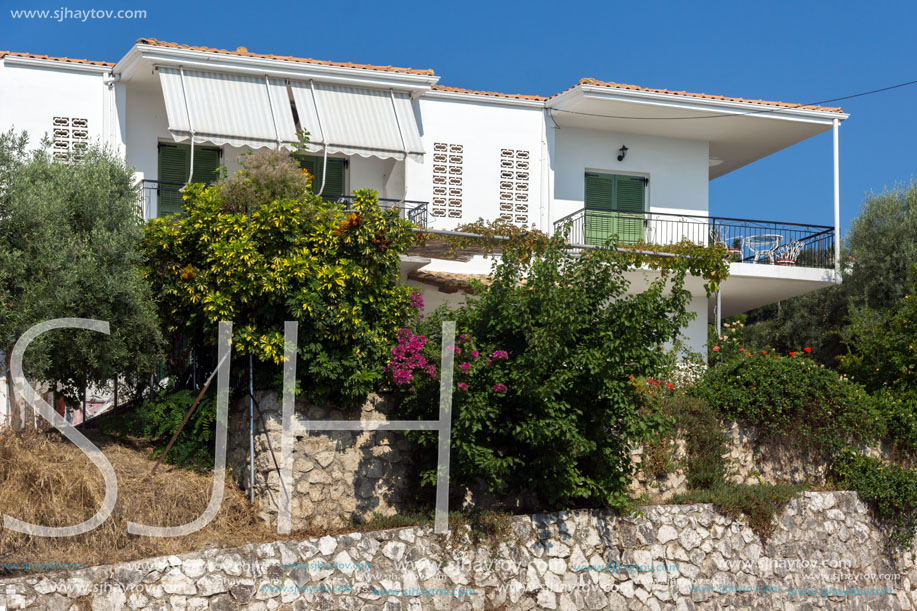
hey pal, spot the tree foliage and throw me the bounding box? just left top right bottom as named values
left=0, top=130, right=163, bottom=403
left=141, top=149, right=417, bottom=405
left=744, top=180, right=917, bottom=364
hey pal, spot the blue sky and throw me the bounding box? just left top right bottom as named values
left=3, top=0, right=915, bottom=232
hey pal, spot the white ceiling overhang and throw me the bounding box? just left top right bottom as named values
left=547, top=86, right=849, bottom=179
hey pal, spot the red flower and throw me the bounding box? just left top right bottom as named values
left=789, top=352, right=796, bottom=356
left=804, top=347, right=812, bottom=353
left=712, top=346, right=720, bottom=352
left=739, top=348, right=745, bottom=352
left=667, top=383, right=674, bottom=390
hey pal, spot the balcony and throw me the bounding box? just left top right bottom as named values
left=333, top=194, right=428, bottom=228
left=140, top=180, right=429, bottom=228
left=553, top=209, right=835, bottom=270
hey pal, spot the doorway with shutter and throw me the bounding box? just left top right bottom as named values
left=583, top=172, right=647, bottom=246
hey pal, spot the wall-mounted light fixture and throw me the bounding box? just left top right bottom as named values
left=617, top=145, right=628, bottom=162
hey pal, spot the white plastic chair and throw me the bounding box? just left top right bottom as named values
left=742, top=234, right=783, bottom=264
left=775, top=240, right=803, bottom=266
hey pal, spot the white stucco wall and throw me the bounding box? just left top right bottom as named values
left=123, top=81, right=170, bottom=183
left=0, top=60, right=118, bottom=155
left=552, top=127, right=710, bottom=223
left=412, top=96, right=546, bottom=231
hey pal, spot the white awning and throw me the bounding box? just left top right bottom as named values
left=289, top=81, right=424, bottom=162
left=158, top=67, right=297, bottom=149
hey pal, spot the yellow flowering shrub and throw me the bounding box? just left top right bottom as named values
left=142, top=161, right=416, bottom=405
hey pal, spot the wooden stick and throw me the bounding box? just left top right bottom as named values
left=151, top=351, right=229, bottom=475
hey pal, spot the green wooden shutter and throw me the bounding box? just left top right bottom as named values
left=584, top=173, right=615, bottom=246
left=157, top=143, right=188, bottom=216
left=191, top=146, right=221, bottom=185
left=583, top=173, right=646, bottom=245
left=613, top=175, right=646, bottom=244
left=322, top=159, right=346, bottom=196
left=296, top=155, right=346, bottom=197
left=157, top=143, right=221, bottom=217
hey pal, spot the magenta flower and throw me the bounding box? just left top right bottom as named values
left=491, top=384, right=507, bottom=392
left=471, top=351, right=480, bottom=359
left=458, top=333, right=472, bottom=343
left=386, top=329, right=436, bottom=386
left=492, top=350, right=508, bottom=360
left=457, top=383, right=469, bottom=391
left=453, top=346, right=461, bottom=355
left=459, top=362, right=471, bottom=373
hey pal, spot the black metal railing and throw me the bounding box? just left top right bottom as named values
left=140, top=179, right=184, bottom=219
left=140, top=181, right=428, bottom=228
left=553, top=208, right=835, bottom=269
left=330, top=194, right=428, bottom=228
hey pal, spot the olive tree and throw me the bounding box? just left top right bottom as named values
left=0, top=130, right=163, bottom=422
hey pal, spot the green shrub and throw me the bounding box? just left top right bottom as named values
left=878, top=390, right=917, bottom=455
left=692, top=351, right=884, bottom=457
left=393, top=234, right=702, bottom=511
left=839, top=282, right=917, bottom=393
left=832, top=450, right=917, bottom=550
left=100, top=390, right=216, bottom=471
left=632, top=378, right=727, bottom=489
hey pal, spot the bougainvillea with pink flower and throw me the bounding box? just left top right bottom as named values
left=385, top=328, right=436, bottom=388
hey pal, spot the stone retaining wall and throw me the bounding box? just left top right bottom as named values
left=1, top=492, right=915, bottom=610
left=228, top=391, right=911, bottom=526
left=630, top=422, right=914, bottom=502
left=227, top=391, right=415, bottom=530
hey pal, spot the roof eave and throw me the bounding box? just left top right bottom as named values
left=423, top=89, right=546, bottom=108
left=2, top=54, right=113, bottom=74
left=548, top=84, right=849, bottom=124
left=116, top=43, right=439, bottom=92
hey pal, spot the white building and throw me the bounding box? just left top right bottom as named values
left=0, top=39, right=847, bottom=357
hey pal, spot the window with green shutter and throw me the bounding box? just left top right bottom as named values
left=584, top=172, right=647, bottom=246
left=295, top=155, right=347, bottom=197
left=157, top=143, right=221, bottom=217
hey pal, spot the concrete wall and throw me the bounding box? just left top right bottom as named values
left=413, top=96, right=547, bottom=231
left=123, top=81, right=169, bottom=184
left=1, top=492, right=913, bottom=610
left=0, top=60, right=119, bottom=155
left=552, top=127, right=710, bottom=223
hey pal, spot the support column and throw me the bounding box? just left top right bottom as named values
left=716, top=289, right=722, bottom=336
left=833, top=118, right=841, bottom=278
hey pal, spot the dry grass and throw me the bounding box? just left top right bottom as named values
left=0, top=427, right=302, bottom=573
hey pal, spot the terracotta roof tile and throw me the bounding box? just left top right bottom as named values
left=0, top=50, right=113, bottom=67
left=431, top=84, right=547, bottom=102
left=136, top=38, right=435, bottom=76
left=407, top=270, right=489, bottom=294
left=572, top=78, right=843, bottom=114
